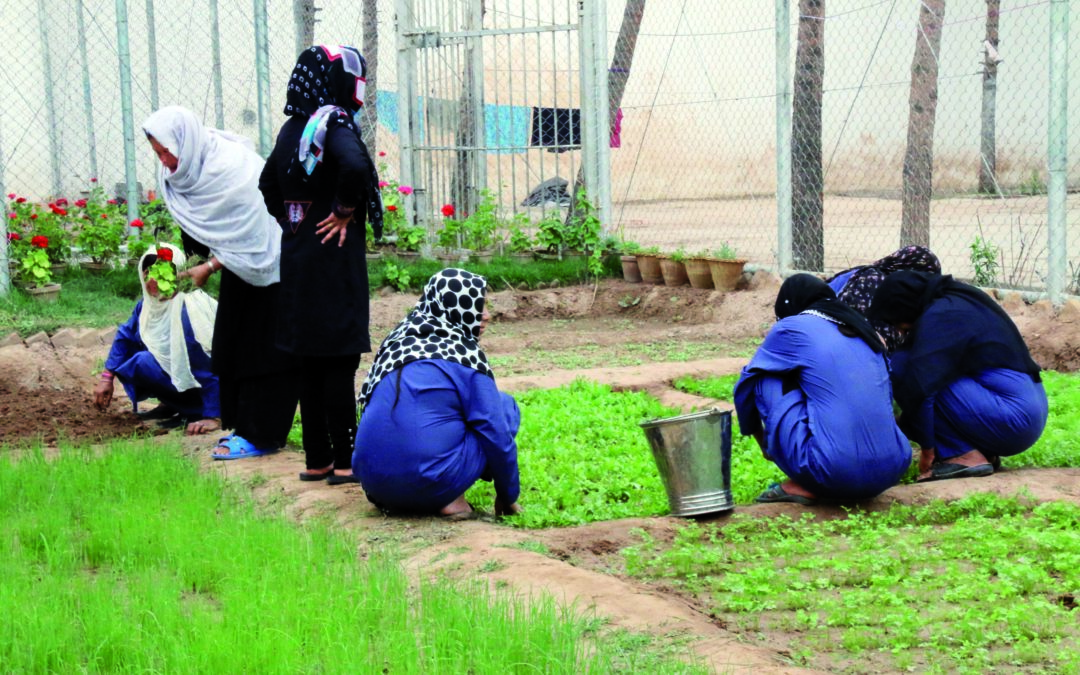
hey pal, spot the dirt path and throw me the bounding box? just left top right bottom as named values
left=5, top=276, right=1080, bottom=672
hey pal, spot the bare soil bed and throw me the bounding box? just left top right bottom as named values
left=3, top=274, right=1080, bottom=673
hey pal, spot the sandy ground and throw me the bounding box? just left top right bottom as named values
left=4, top=274, right=1080, bottom=673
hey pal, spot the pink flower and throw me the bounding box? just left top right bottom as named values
left=6, top=193, right=14, bottom=199
left=107, top=199, right=117, bottom=205
left=378, top=181, right=389, bottom=189
left=398, top=186, right=413, bottom=195
left=90, top=177, right=98, bottom=182
left=441, top=204, right=455, bottom=217
left=55, top=198, right=68, bottom=206
left=6, top=232, right=19, bottom=241
left=6, top=213, right=15, bottom=220
left=130, top=218, right=144, bottom=228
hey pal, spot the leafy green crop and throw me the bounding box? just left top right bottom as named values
left=622, top=494, right=1080, bottom=673
left=1009, top=370, right=1080, bottom=468
left=466, top=380, right=680, bottom=528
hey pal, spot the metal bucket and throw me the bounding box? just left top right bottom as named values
left=640, top=408, right=733, bottom=517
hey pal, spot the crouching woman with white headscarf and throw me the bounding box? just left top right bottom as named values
left=142, top=106, right=300, bottom=460
left=92, top=245, right=221, bottom=433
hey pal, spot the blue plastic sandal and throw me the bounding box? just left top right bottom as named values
left=212, top=434, right=270, bottom=460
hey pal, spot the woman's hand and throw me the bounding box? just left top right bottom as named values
left=186, top=418, right=222, bottom=436
left=180, top=262, right=214, bottom=288
left=315, top=212, right=352, bottom=247
left=494, top=496, right=522, bottom=517
left=92, top=379, right=114, bottom=410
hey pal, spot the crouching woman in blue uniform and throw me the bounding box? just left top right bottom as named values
left=734, top=274, right=912, bottom=505
left=869, top=271, right=1047, bottom=482
left=353, top=269, right=521, bottom=520
left=92, top=245, right=221, bottom=435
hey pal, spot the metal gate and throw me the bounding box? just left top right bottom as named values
left=391, top=0, right=610, bottom=242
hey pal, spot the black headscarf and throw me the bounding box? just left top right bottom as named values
left=775, top=274, right=884, bottom=353
left=358, top=269, right=494, bottom=411
left=868, top=271, right=1041, bottom=410
left=285, top=45, right=367, bottom=118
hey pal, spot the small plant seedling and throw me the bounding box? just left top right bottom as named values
left=618, top=295, right=641, bottom=308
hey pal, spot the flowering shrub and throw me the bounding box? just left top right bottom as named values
left=436, top=191, right=500, bottom=252
left=377, top=162, right=412, bottom=240
left=7, top=194, right=72, bottom=265
left=74, top=184, right=126, bottom=264
left=19, top=235, right=53, bottom=287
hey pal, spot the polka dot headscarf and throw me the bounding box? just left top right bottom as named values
left=358, top=268, right=493, bottom=410
left=285, top=45, right=367, bottom=118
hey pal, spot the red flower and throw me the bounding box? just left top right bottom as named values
left=74, top=199, right=87, bottom=207
left=441, top=204, right=455, bottom=217
left=55, top=198, right=68, bottom=206
left=51, top=206, right=67, bottom=216
left=90, top=177, right=98, bottom=182
left=378, top=151, right=386, bottom=157
left=6, top=213, right=15, bottom=220
left=156, top=247, right=173, bottom=262
left=30, top=214, right=38, bottom=220
left=31, top=235, right=48, bottom=248
left=107, top=199, right=117, bottom=205
left=100, top=214, right=108, bottom=219
left=15, top=197, right=26, bottom=204
left=130, top=218, right=144, bottom=228
left=386, top=205, right=397, bottom=212
left=7, top=232, right=19, bottom=241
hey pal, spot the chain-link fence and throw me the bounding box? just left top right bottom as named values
left=1, top=0, right=1076, bottom=297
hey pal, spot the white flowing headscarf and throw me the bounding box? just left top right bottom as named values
left=138, top=244, right=218, bottom=393
left=142, top=106, right=281, bottom=287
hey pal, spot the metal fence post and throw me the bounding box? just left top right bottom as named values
left=115, top=0, right=141, bottom=226
left=0, top=129, right=8, bottom=298
left=775, top=0, right=792, bottom=276
left=396, top=0, right=420, bottom=235
left=1047, top=0, right=1069, bottom=304
left=145, top=0, right=160, bottom=112
left=77, top=0, right=100, bottom=182
left=468, top=0, right=487, bottom=203
left=209, top=0, right=226, bottom=129
left=579, top=0, right=611, bottom=233
left=253, top=0, right=273, bottom=157
left=36, top=0, right=61, bottom=196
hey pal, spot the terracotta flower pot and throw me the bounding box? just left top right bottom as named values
left=620, top=255, right=642, bottom=283
left=659, top=257, right=689, bottom=287
left=684, top=258, right=714, bottom=289
left=509, top=251, right=534, bottom=263
left=25, top=283, right=61, bottom=302
left=469, top=249, right=495, bottom=264
left=708, top=258, right=747, bottom=291
left=80, top=261, right=109, bottom=274
left=636, top=254, right=663, bottom=284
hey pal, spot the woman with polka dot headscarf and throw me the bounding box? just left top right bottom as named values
left=353, top=269, right=522, bottom=520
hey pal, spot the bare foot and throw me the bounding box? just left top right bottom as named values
left=439, top=494, right=473, bottom=517
left=779, top=480, right=817, bottom=500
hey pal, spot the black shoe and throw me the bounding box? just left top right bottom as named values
left=155, top=414, right=188, bottom=430
left=327, top=473, right=360, bottom=486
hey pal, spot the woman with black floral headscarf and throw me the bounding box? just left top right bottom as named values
left=826, top=245, right=941, bottom=352
left=259, top=45, right=384, bottom=484
left=353, top=269, right=522, bottom=520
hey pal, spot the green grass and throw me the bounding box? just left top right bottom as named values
left=0, top=265, right=220, bottom=337
left=370, top=253, right=620, bottom=293
left=0, top=438, right=705, bottom=673
left=622, top=494, right=1080, bottom=673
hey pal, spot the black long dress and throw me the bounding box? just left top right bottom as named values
left=181, top=232, right=299, bottom=449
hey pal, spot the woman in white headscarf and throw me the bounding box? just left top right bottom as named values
left=93, top=245, right=222, bottom=433
left=142, top=106, right=299, bottom=460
